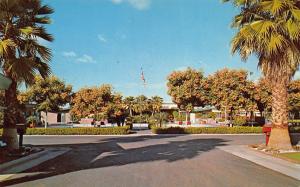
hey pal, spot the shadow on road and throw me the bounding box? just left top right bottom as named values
left=1, top=135, right=228, bottom=186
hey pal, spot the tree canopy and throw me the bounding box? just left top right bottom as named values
left=167, top=67, right=207, bottom=109
left=206, top=68, right=252, bottom=115
left=19, top=76, right=72, bottom=112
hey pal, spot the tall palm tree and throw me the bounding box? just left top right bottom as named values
left=133, top=95, right=148, bottom=115
left=225, top=0, right=300, bottom=150
left=123, top=96, right=135, bottom=116
left=150, top=96, right=163, bottom=116
left=0, top=0, right=53, bottom=149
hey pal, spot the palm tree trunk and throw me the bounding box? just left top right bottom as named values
left=129, top=108, right=132, bottom=117
left=268, top=79, right=292, bottom=150
left=2, top=80, right=19, bottom=150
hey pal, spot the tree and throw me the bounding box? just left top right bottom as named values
left=70, top=84, right=114, bottom=120
left=0, top=91, right=4, bottom=125
left=149, top=96, right=163, bottom=116
left=106, top=94, right=126, bottom=126
left=167, top=68, right=207, bottom=110
left=206, top=68, right=251, bottom=121
left=288, top=79, right=300, bottom=119
left=254, top=78, right=272, bottom=117
left=123, top=96, right=135, bottom=117
left=19, top=76, right=72, bottom=128
left=0, top=0, right=54, bottom=149
left=133, top=95, right=148, bottom=115
left=225, top=0, right=300, bottom=149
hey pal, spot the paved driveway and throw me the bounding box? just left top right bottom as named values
left=1, top=134, right=300, bottom=187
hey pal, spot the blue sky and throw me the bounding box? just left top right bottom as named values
left=44, top=0, right=264, bottom=102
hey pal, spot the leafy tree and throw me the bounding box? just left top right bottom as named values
left=225, top=0, right=300, bottom=149
left=254, top=78, right=272, bottom=116
left=288, top=79, right=300, bottom=118
left=106, top=93, right=126, bottom=126
left=167, top=68, right=207, bottom=110
left=19, top=76, right=72, bottom=128
left=206, top=68, right=251, bottom=120
left=0, top=91, right=4, bottom=125
left=70, top=84, right=114, bottom=120
left=0, top=0, right=54, bottom=149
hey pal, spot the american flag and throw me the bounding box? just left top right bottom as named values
left=141, top=67, right=146, bottom=86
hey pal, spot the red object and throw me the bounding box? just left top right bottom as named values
left=179, top=121, right=183, bottom=125
left=187, top=121, right=191, bottom=125
left=262, top=126, right=272, bottom=146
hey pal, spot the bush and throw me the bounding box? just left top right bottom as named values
left=217, top=118, right=225, bottom=122
left=148, top=116, right=157, bottom=128
left=132, top=115, right=149, bottom=123
left=233, top=116, right=247, bottom=126
left=288, top=119, right=300, bottom=123
left=0, top=126, right=130, bottom=135
left=289, top=126, right=300, bottom=133
left=151, top=126, right=263, bottom=134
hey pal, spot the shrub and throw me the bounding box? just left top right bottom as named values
left=0, top=126, right=130, bottom=135
left=151, top=126, right=263, bottom=134
left=148, top=116, right=157, bottom=128
left=132, top=115, right=149, bottom=123
left=233, top=116, right=247, bottom=126
left=289, top=126, right=300, bottom=133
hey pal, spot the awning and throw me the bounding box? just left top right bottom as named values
left=0, top=73, right=12, bottom=90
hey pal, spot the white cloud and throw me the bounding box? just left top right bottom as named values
left=97, top=34, right=107, bottom=43
left=62, top=51, right=77, bottom=58
left=111, top=0, right=151, bottom=10
left=76, top=54, right=96, bottom=63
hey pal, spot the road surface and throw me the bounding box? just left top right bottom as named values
left=1, top=134, right=300, bottom=187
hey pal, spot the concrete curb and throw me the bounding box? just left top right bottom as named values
left=23, top=134, right=264, bottom=137
left=0, top=147, right=71, bottom=182
left=218, top=145, right=300, bottom=181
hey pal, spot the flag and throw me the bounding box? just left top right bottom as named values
left=141, top=67, right=146, bottom=85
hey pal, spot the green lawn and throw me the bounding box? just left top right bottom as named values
left=279, top=152, right=300, bottom=164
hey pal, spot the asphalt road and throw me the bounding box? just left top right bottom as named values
left=2, top=134, right=300, bottom=187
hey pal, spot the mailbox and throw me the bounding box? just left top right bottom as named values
left=16, top=124, right=27, bottom=147
left=262, top=125, right=272, bottom=146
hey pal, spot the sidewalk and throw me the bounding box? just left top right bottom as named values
left=0, top=147, right=70, bottom=182
left=218, top=145, right=300, bottom=181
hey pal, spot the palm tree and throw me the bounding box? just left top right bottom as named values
left=149, top=96, right=163, bottom=116
left=0, top=0, right=53, bottom=150
left=225, top=0, right=300, bottom=150
left=133, top=95, right=148, bottom=115
left=123, top=96, right=135, bottom=116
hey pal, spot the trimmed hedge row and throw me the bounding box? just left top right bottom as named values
left=152, top=126, right=300, bottom=134
left=0, top=126, right=130, bottom=135
left=151, top=126, right=263, bottom=134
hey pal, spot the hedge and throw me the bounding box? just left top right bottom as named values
left=152, top=126, right=300, bottom=134
left=151, top=126, right=263, bottom=134
left=0, top=126, right=130, bottom=135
